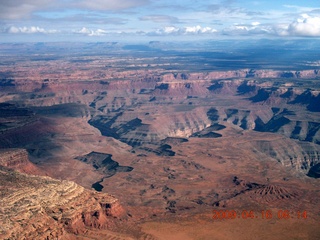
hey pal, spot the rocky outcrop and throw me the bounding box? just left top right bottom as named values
left=0, top=166, right=126, bottom=240
left=0, top=149, right=45, bottom=175
left=0, top=150, right=127, bottom=239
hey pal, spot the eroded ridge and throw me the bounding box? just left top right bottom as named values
left=0, top=165, right=126, bottom=240
left=254, top=184, right=299, bottom=202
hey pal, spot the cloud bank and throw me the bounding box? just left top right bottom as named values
left=6, top=26, right=58, bottom=34
left=75, top=27, right=108, bottom=36
left=152, top=25, right=217, bottom=35
left=287, top=14, right=320, bottom=37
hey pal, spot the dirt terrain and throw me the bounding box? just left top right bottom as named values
left=0, top=50, right=320, bottom=239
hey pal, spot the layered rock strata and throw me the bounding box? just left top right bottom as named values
left=0, top=149, right=127, bottom=239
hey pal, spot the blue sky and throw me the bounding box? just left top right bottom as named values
left=0, top=0, right=320, bottom=42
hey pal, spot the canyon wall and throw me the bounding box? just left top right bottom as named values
left=1, top=69, right=320, bottom=175
left=0, top=149, right=45, bottom=175
left=0, top=149, right=127, bottom=239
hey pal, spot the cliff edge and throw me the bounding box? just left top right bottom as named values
left=0, top=149, right=127, bottom=240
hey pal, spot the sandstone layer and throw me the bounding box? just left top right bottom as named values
left=0, top=149, right=128, bottom=240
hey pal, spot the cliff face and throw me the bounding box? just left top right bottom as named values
left=161, top=69, right=320, bottom=81
left=3, top=69, right=320, bottom=93
left=0, top=149, right=127, bottom=239
left=241, top=137, right=320, bottom=172
left=0, top=166, right=126, bottom=240
left=0, top=149, right=45, bottom=175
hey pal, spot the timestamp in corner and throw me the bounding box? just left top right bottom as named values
left=212, top=209, right=308, bottom=220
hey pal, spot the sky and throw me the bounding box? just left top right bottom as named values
left=0, top=0, right=320, bottom=42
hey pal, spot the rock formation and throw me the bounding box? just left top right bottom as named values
left=1, top=68, right=320, bottom=174
left=0, top=150, right=127, bottom=239
left=0, top=149, right=45, bottom=175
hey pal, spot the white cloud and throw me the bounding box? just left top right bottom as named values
left=221, top=15, right=320, bottom=38
left=222, top=23, right=271, bottom=36
left=288, top=14, right=320, bottom=37
left=6, top=26, right=58, bottom=34
left=274, top=14, right=320, bottom=37
left=162, top=26, right=180, bottom=34
left=75, top=27, right=108, bottom=36
left=153, top=25, right=217, bottom=35
left=185, top=25, right=217, bottom=34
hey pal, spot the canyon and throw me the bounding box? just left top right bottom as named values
left=0, top=42, right=320, bottom=239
